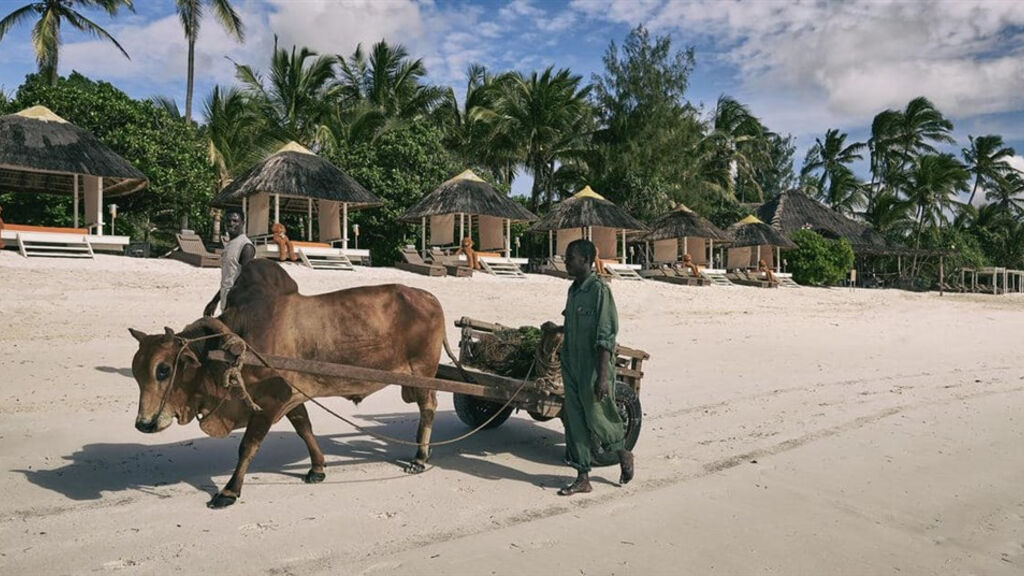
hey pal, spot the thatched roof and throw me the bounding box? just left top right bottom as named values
left=725, top=215, right=798, bottom=249
left=400, top=169, right=537, bottom=222
left=756, top=190, right=892, bottom=254
left=529, top=186, right=647, bottom=232
left=0, top=105, right=148, bottom=197
left=211, top=142, right=380, bottom=212
left=642, top=203, right=730, bottom=242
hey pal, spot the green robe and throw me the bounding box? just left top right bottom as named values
left=561, top=272, right=625, bottom=473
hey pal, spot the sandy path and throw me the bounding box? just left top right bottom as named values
left=1, top=252, right=1021, bottom=575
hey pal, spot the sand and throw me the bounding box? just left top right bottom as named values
left=1, top=251, right=1022, bottom=575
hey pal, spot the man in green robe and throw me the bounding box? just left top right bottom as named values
left=542, top=239, right=634, bottom=496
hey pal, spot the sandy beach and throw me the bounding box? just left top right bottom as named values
left=1, top=251, right=1022, bottom=575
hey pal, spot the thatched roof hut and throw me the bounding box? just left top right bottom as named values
left=724, top=215, right=796, bottom=270
left=530, top=186, right=646, bottom=232
left=401, top=169, right=536, bottom=258
left=643, top=204, right=730, bottom=242
left=0, top=105, right=147, bottom=197
left=642, top=204, right=731, bottom=267
left=401, top=170, right=537, bottom=222
left=211, top=142, right=380, bottom=211
left=756, top=190, right=890, bottom=254
left=529, top=186, right=646, bottom=262
left=210, top=142, right=379, bottom=246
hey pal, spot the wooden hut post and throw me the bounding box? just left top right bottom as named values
left=421, top=217, right=427, bottom=256
left=274, top=194, right=280, bottom=224
left=621, top=228, right=626, bottom=264
left=459, top=213, right=465, bottom=242
left=342, top=203, right=349, bottom=249
left=756, top=245, right=761, bottom=268
left=683, top=237, right=688, bottom=259
left=776, top=246, right=781, bottom=273
left=505, top=218, right=511, bottom=259
left=548, top=230, right=553, bottom=258
left=307, top=199, right=312, bottom=241
left=708, top=239, right=714, bottom=269
left=73, top=174, right=79, bottom=229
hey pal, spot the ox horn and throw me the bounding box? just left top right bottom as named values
left=128, top=328, right=148, bottom=343
left=163, top=326, right=177, bottom=342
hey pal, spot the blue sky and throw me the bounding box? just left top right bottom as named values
left=2, top=0, right=1023, bottom=197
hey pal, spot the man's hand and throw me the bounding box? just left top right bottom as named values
left=594, top=377, right=609, bottom=402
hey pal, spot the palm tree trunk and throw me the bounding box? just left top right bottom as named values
left=185, top=35, right=196, bottom=123
left=966, top=176, right=980, bottom=207
left=49, top=18, right=60, bottom=87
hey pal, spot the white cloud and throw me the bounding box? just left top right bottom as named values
left=651, top=0, right=1024, bottom=125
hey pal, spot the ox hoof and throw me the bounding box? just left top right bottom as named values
left=303, top=470, right=326, bottom=484
left=404, top=461, right=426, bottom=474
left=207, top=493, right=238, bottom=509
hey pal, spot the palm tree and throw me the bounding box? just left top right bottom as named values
left=986, top=171, right=1024, bottom=218
left=903, top=153, right=969, bottom=255
left=866, top=109, right=902, bottom=209
left=696, top=96, right=768, bottom=202
left=336, top=40, right=444, bottom=119
left=436, top=64, right=516, bottom=184
left=890, top=96, right=955, bottom=165
left=801, top=128, right=866, bottom=213
left=175, top=0, right=245, bottom=124
left=962, top=134, right=1017, bottom=206
left=0, top=0, right=134, bottom=86
left=492, top=66, right=593, bottom=211
left=234, top=38, right=335, bottom=148
left=203, top=85, right=276, bottom=187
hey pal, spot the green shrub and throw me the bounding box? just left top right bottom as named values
left=787, top=229, right=855, bottom=286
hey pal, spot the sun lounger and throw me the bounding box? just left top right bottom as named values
left=647, top=266, right=702, bottom=286
left=396, top=247, right=446, bottom=276
left=2, top=223, right=95, bottom=259
left=541, top=255, right=570, bottom=279
left=170, top=232, right=221, bottom=267
left=727, top=269, right=776, bottom=288
left=428, top=248, right=473, bottom=277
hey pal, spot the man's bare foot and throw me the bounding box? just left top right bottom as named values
left=618, top=450, right=634, bottom=485
left=558, top=476, right=592, bottom=496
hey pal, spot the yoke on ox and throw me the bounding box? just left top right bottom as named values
left=129, top=260, right=443, bottom=508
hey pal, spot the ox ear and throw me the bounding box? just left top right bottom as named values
left=129, top=328, right=148, bottom=343
left=163, top=326, right=176, bottom=342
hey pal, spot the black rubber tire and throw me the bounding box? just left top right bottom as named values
left=591, top=384, right=642, bottom=467
left=453, top=393, right=513, bottom=429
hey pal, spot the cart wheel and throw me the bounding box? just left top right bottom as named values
left=453, top=393, right=513, bottom=429
left=591, top=384, right=642, bottom=467
left=528, top=411, right=556, bottom=422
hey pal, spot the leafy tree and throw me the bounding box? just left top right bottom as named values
left=326, top=122, right=459, bottom=265
left=697, top=95, right=769, bottom=203
left=175, top=0, right=245, bottom=124
left=787, top=229, right=854, bottom=286
left=203, top=85, right=277, bottom=187
left=4, top=72, right=216, bottom=250
left=962, top=134, right=1016, bottom=206
left=986, top=171, right=1024, bottom=218
left=751, top=132, right=797, bottom=200
left=0, top=0, right=134, bottom=86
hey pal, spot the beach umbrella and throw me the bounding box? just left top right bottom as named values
left=0, top=105, right=148, bottom=233
left=401, top=169, right=536, bottom=258
left=642, top=203, right=730, bottom=266
left=211, top=142, right=380, bottom=246
left=530, top=186, right=647, bottom=262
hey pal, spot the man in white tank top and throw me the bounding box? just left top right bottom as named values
left=204, top=208, right=255, bottom=316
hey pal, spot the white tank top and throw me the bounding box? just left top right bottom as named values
left=220, top=233, right=253, bottom=312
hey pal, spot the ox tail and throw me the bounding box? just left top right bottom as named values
left=441, top=333, right=475, bottom=384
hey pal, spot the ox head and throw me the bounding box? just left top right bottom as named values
left=129, top=326, right=204, bottom=434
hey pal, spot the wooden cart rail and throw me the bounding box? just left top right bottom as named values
left=205, top=350, right=556, bottom=409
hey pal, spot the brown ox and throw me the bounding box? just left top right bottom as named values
left=129, top=259, right=444, bottom=508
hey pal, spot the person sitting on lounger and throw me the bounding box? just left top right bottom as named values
left=454, top=236, right=479, bottom=270
left=680, top=253, right=701, bottom=277
left=758, top=258, right=776, bottom=284
left=593, top=245, right=607, bottom=275
left=271, top=221, right=297, bottom=262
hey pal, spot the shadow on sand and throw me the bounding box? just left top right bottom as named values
left=13, top=409, right=596, bottom=501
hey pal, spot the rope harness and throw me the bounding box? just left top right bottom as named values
left=164, top=330, right=535, bottom=448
